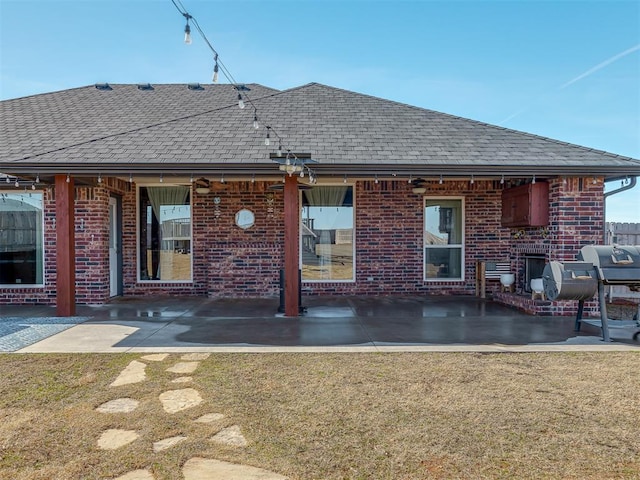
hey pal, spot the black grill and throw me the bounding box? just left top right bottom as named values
left=543, top=245, right=640, bottom=342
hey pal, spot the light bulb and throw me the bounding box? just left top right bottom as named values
left=265, top=130, right=270, bottom=146
left=184, top=23, right=192, bottom=44
left=439, top=174, right=443, bottom=184
left=35, top=174, right=40, bottom=183
left=212, top=64, right=219, bottom=83
left=15, top=180, right=19, bottom=187
left=300, top=170, right=304, bottom=178
left=500, top=174, right=504, bottom=184
left=277, top=143, right=283, bottom=157
left=66, top=174, right=70, bottom=183
left=97, top=174, right=102, bottom=183
left=31, top=183, right=36, bottom=190
left=253, top=114, right=259, bottom=130
left=238, top=94, right=245, bottom=109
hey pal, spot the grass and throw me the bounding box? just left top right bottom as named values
left=1, top=352, right=639, bottom=479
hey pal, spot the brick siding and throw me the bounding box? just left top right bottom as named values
left=0, top=176, right=607, bottom=316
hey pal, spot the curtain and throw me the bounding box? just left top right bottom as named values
left=304, top=186, right=348, bottom=207
left=145, top=186, right=190, bottom=279
left=146, top=186, right=189, bottom=220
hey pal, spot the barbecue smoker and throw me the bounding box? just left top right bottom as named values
left=543, top=245, right=640, bottom=342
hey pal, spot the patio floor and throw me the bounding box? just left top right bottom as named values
left=2, top=295, right=639, bottom=352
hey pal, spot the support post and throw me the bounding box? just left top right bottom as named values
left=55, top=174, right=76, bottom=316
left=283, top=175, right=300, bottom=316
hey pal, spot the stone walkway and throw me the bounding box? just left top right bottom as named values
left=96, top=352, right=287, bottom=479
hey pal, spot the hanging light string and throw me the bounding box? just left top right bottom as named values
left=170, top=0, right=316, bottom=182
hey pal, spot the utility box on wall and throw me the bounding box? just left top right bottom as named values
left=501, top=182, right=549, bottom=227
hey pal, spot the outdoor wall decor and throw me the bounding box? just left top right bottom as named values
left=235, top=208, right=255, bottom=229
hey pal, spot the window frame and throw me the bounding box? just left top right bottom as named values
left=300, top=183, right=356, bottom=283
left=136, top=184, right=194, bottom=284
left=0, top=190, right=45, bottom=288
left=423, top=196, right=465, bottom=282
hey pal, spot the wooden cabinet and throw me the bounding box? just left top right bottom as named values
left=501, top=182, right=549, bottom=227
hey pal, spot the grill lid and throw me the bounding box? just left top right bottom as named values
left=578, top=245, right=640, bottom=284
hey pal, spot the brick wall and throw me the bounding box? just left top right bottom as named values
left=0, top=176, right=608, bottom=317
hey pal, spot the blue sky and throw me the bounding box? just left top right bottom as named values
left=1, top=0, right=638, bottom=222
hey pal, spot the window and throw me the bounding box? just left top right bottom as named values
left=301, top=186, right=354, bottom=281
left=424, top=198, right=464, bottom=281
left=138, top=186, right=192, bottom=282
left=0, top=192, right=44, bottom=285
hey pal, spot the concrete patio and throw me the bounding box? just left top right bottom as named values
left=1, top=295, right=639, bottom=353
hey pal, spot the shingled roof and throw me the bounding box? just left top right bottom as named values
left=1, top=82, right=638, bottom=178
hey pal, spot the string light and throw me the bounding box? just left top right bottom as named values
left=129, top=173, right=133, bottom=183
left=15, top=179, right=19, bottom=187
left=66, top=174, right=70, bottom=183
left=172, top=0, right=310, bottom=180
left=183, top=13, right=192, bottom=44
left=5, top=176, right=9, bottom=183
left=212, top=54, right=219, bottom=83
left=265, top=126, right=271, bottom=146
left=35, top=174, right=40, bottom=183
left=500, top=174, right=505, bottom=184
left=343, top=174, right=347, bottom=184
left=189, top=174, right=194, bottom=183
left=439, top=174, right=443, bottom=185
left=374, top=174, right=379, bottom=184
left=159, top=173, right=164, bottom=183
left=97, top=173, right=102, bottom=183
left=253, top=111, right=259, bottom=130
left=408, top=174, right=412, bottom=184
left=470, top=174, right=474, bottom=185
left=220, top=173, right=225, bottom=183
left=277, top=141, right=283, bottom=157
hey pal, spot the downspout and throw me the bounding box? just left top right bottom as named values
left=603, top=176, right=637, bottom=244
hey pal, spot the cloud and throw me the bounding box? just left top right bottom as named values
left=499, top=44, right=640, bottom=125
left=561, top=44, right=640, bottom=89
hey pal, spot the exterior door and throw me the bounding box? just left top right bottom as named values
left=109, top=196, right=122, bottom=297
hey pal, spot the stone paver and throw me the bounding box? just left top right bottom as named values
left=181, top=353, right=210, bottom=361
left=112, top=470, right=155, bottom=480
left=141, top=353, right=169, bottom=362
left=159, top=388, right=203, bottom=413
left=210, top=425, right=247, bottom=447
left=183, top=457, right=287, bottom=480
left=96, top=398, right=140, bottom=413
left=97, top=429, right=139, bottom=450
left=195, top=413, right=225, bottom=423
left=166, top=362, right=200, bottom=374
left=111, top=360, right=147, bottom=386
left=153, top=435, right=187, bottom=452
left=171, top=376, right=193, bottom=383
